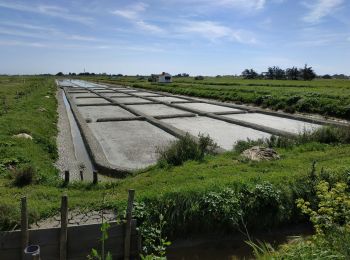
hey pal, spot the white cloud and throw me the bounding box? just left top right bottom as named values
left=303, top=0, right=344, bottom=23
left=135, top=21, right=164, bottom=33
left=0, top=1, right=93, bottom=24
left=0, top=23, right=99, bottom=42
left=180, top=21, right=256, bottom=44
left=111, top=2, right=163, bottom=33
left=112, top=2, right=147, bottom=19
left=218, top=0, right=266, bottom=10
left=0, top=39, right=46, bottom=48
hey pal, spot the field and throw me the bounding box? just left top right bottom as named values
left=1, top=76, right=350, bottom=258
left=89, top=76, right=350, bottom=120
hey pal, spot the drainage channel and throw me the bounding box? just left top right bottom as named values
left=62, top=90, right=113, bottom=182
left=166, top=223, right=313, bottom=260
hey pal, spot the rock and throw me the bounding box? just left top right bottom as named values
left=13, top=133, right=33, bottom=140
left=38, top=107, right=47, bottom=112
left=45, top=95, right=50, bottom=98
left=241, top=146, right=280, bottom=162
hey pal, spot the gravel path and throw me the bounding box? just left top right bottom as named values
left=55, top=88, right=81, bottom=180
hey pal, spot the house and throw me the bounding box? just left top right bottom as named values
left=149, top=72, right=172, bottom=83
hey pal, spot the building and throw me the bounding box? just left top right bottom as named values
left=149, top=72, right=172, bottom=83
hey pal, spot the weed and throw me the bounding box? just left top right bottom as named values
left=157, top=133, right=217, bottom=167
left=12, top=164, right=36, bottom=187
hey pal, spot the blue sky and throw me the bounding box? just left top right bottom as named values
left=0, top=0, right=349, bottom=75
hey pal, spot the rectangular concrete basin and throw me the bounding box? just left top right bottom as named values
left=151, top=96, right=188, bottom=103
left=127, top=104, right=189, bottom=117
left=75, top=97, right=111, bottom=105
left=94, top=90, right=117, bottom=93
left=106, top=93, right=132, bottom=97
left=176, top=103, right=243, bottom=113
left=88, top=121, right=177, bottom=169
left=161, top=116, right=271, bottom=150
left=117, top=89, right=138, bottom=92
left=132, top=92, right=161, bottom=97
left=111, top=97, right=152, bottom=104
left=70, top=93, right=99, bottom=98
left=223, top=113, right=322, bottom=134
left=78, top=105, right=136, bottom=122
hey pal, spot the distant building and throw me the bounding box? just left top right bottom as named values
left=149, top=72, right=172, bottom=83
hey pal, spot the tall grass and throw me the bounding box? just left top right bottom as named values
left=157, top=133, right=217, bottom=167
left=234, top=126, right=350, bottom=153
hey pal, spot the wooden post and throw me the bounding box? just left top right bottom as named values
left=79, top=170, right=83, bottom=181
left=64, top=171, right=69, bottom=185
left=93, top=171, right=98, bottom=184
left=60, top=195, right=68, bottom=260
left=124, top=189, right=135, bottom=260
left=21, top=197, right=29, bottom=260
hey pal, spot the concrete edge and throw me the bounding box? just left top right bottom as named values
left=63, top=87, right=133, bottom=177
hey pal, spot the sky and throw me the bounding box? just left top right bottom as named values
left=0, top=0, right=349, bottom=75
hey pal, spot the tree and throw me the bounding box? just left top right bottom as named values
left=286, top=67, right=299, bottom=80
left=266, top=66, right=286, bottom=80
left=322, top=74, right=332, bottom=79
left=56, top=72, right=64, bottom=76
left=241, top=69, right=258, bottom=79
left=299, top=64, right=316, bottom=81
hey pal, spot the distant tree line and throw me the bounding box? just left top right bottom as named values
left=55, top=72, right=124, bottom=77
left=241, top=64, right=317, bottom=81
left=175, top=73, right=190, bottom=77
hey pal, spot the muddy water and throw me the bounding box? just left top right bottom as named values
left=167, top=224, right=313, bottom=260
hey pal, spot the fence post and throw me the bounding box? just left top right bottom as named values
left=79, top=170, right=83, bottom=181
left=124, top=189, right=135, bottom=260
left=60, top=195, right=68, bottom=260
left=21, top=197, right=29, bottom=260
left=64, top=171, right=69, bottom=185
left=93, top=171, right=98, bottom=184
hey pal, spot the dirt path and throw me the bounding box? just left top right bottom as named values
left=55, top=87, right=81, bottom=180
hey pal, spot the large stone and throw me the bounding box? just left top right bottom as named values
left=241, top=146, right=280, bottom=161
left=13, top=133, right=33, bottom=140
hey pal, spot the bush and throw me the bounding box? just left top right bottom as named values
left=157, top=133, right=217, bottom=167
left=12, top=164, right=36, bottom=187
left=254, top=179, right=350, bottom=259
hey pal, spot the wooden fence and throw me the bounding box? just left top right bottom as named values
left=0, top=190, right=141, bottom=260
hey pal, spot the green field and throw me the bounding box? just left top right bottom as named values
left=1, top=76, right=350, bottom=258
left=89, top=76, right=350, bottom=120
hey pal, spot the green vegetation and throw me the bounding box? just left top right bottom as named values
left=88, top=76, right=350, bottom=120
left=157, top=133, right=217, bottom=167
left=253, top=180, right=350, bottom=259
left=234, top=125, right=350, bottom=153
left=0, top=76, right=58, bottom=185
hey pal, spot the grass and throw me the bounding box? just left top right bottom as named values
left=1, top=75, right=350, bottom=258
left=86, top=76, right=350, bottom=120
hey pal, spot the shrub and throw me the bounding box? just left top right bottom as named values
left=255, top=179, right=350, bottom=259
left=12, top=164, right=36, bottom=187
left=157, top=133, right=217, bottom=167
